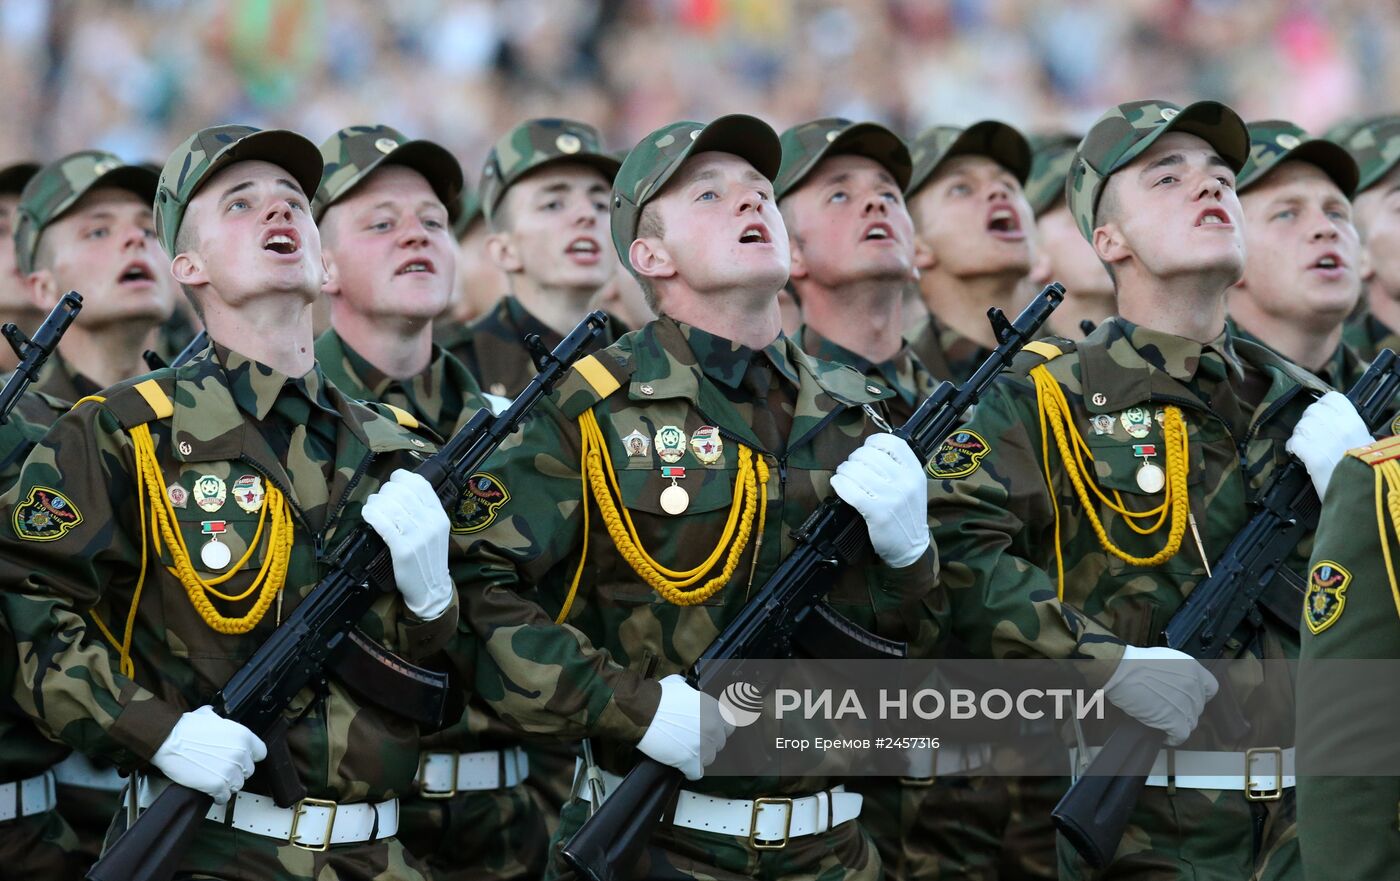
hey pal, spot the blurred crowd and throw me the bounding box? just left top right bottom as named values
left=0, top=0, right=1395, bottom=175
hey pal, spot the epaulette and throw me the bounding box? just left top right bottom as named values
left=1010, top=336, right=1077, bottom=374
left=1348, top=434, right=1400, bottom=466
left=71, top=374, right=176, bottom=430
left=555, top=350, right=636, bottom=419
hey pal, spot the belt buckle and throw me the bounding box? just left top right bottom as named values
left=417, top=750, right=460, bottom=800
left=1244, top=747, right=1283, bottom=802
left=289, top=797, right=338, bottom=851
left=749, top=797, right=793, bottom=850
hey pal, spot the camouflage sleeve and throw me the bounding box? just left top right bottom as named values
left=931, top=378, right=1124, bottom=683
left=1297, top=455, right=1400, bottom=878
left=396, top=589, right=459, bottom=659
left=0, top=404, right=183, bottom=766
left=459, top=401, right=660, bottom=743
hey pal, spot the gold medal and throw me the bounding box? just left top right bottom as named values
left=231, top=474, right=265, bottom=513
left=659, top=465, right=689, bottom=515
left=1120, top=407, right=1152, bottom=439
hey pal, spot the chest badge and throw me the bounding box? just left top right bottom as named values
left=690, top=426, right=723, bottom=465
left=621, top=429, right=651, bottom=458
left=200, top=520, right=232, bottom=570
left=232, top=475, right=265, bottom=513
left=1091, top=414, right=1115, bottom=436
left=1132, top=443, right=1165, bottom=493
left=193, top=475, right=227, bottom=513
left=659, top=465, right=689, bottom=515
left=1120, top=406, right=1152, bottom=439
left=655, top=425, right=687, bottom=464
left=167, top=483, right=189, bottom=509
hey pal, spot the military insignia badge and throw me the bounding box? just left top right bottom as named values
left=655, top=425, right=686, bottom=464
left=1305, top=561, right=1350, bottom=634
left=926, top=430, right=990, bottom=479
left=622, top=429, right=651, bottom=458
left=450, top=472, right=510, bottom=533
left=193, top=474, right=227, bottom=513
left=231, top=474, right=265, bottom=513
left=167, top=484, right=189, bottom=509
left=690, top=426, right=723, bottom=465
left=14, top=487, right=83, bottom=541
left=1120, top=406, right=1152, bottom=439
left=1091, top=414, right=1114, bottom=436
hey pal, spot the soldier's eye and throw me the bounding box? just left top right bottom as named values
left=1155, top=176, right=1177, bottom=187
left=87, top=227, right=109, bottom=239
left=829, top=191, right=848, bottom=203
left=543, top=200, right=563, bottom=210
left=696, top=191, right=718, bottom=201
left=228, top=199, right=249, bottom=212
left=423, top=217, right=445, bottom=229
left=1217, top=176, right=1234, bottom=189
left=1271, top=209, right=1295, bottom=221
left=370, top=220, right=393, bottom=231
left=948, top=183, right=971, bottom=196
left=880, top=191, right=899, bottom=203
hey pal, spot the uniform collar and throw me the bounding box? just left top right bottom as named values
left=33, top=350, right=102, bottom=406
left=798, top=324, right=914, bottom=403
left=213, top=343, right=338, bottom=423
left=674, top=318, right=800, bottom=390
left=1228, top=319, right=1357, bottom=390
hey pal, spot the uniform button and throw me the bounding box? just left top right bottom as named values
left=178, top=441, right=193, bottom=456
left=1091, top=393, right=1107, bottom=406
left=866, top=385, right=881, bottom=395
left=640, top=384, right=655, bottom=396
left=411, top=438, right=426, bottom=447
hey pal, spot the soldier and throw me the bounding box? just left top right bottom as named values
left=1024, top=134, right=1114, bottom=340
left=0, top=162, right=40, bottom=373
left=903, top=121, right=1034, bottom=382
left=1229, top=120, right=1366, bottom=388
left=0, top=124, right=467, bottom=880
left=460, top=114, right=939, bottom=879
left=1334, top=116, right=1400, bottom=361
left=927, top=99, right=1368, bottom=880
left=441, top=118, right=628, bottom=398
left=310, top=122, right=548, bottom=880
left=13, top=151, right=177, bottom=420
left=775, top=117, right=936, bottom=423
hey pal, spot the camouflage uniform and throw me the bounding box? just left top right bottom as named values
left=933, top=101, right=1314, bottom=881
left=1295, top=437, right=1400, bottom=879
left=312, top=123, right=548, bottom=881
left=462, top=116, right=941, bottom=880
left=0, top=126, right=462, bottom=881
left=441, top=120, right=627, bottom=400
left=904, top=122, right=1033, bottom=384
left=1334, top=117, right=1400, bottom=363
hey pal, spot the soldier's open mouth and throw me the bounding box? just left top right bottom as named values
left=739, top=224, right=769, bottom=244
left=117, top=261, right=155, bottom=284
left=262, top=229, right=300, bottom=254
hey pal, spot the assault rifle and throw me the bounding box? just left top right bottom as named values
left=559, top=283, right=1065, bottom=881
left=1052, top=348, right=1400, bottom=868
left=88, top=311, right=611, bottom=881
left=143, top=329, right=210, bottom=371
left=0, top=290, right=81, bottom=424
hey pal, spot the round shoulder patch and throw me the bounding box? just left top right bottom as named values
left=1305, top=561, right=1351, bottom=635
left=13, top=486, right=83, bottom=542
left=450, top=472, right=510, bottom=534
left=926, top=430, right=990, bottom=479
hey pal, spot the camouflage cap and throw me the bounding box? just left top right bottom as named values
left=1023, top=133, right=1081, bottom=217
left=0, top=161, right=40, bottom=197
left=905, top=120, right=1032, bottom=198
left=1066, top=99, right=1249, bottom=242
left=452, top=186, right=483, bottom=241
left=154, top=124, right=322, bottom=256
left=14, top=151, right=159, bottom=275
left=774, top=118, right=911, bottom=200
left=479, top=118, right=619, bottom=225
left=312, top=124, right=464, bottom=222
left=1236, top=119, right=1358, bottom=197
left=1329, top=115, right=1400, bottom=195
left=611, top=114, right=781, bottom=272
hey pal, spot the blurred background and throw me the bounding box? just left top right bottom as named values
left=0, top=0, right=1394, bottom=174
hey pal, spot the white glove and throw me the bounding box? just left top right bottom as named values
left=1285, top=391, right=1372, bottom=499
left=830, top=433, right=930, bottom=569
left=1104, top=646, right=1219, bottom=746
left=151, top=706, right=267, bottom=805
left=636, top=674, right=735, bottom=781
left=361, top=469, right=453, bottom=620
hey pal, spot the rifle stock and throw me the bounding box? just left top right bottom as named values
left=560, top=284, right=1065, bottom=881
left=1052, top=347, right=1400, bottom=868
left=87, top=312, right=610, bottom=881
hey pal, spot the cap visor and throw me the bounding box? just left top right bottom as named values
left=206, top=129, right=324, bottom=206
left=647, top=114, right=782, bottom=204
left=0, top=162, right=40, bottom=195
left=786, top=123, right=912, bottom=198
left=372, top=140, right=466, bottom=221
left=1280, top=140, right=1361, bottom=198
left=88, top=164, right=161, bottom=205
left=947, top=121, right=1032, bottom=184
left=1116, top=100, right=1250, bottom=177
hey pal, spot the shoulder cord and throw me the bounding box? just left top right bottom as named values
left=1029, top=365, right=1190, bottom=601
left=556, top=408, right=768, bottom=621
left=1375, top=460, right=1400, bottom=621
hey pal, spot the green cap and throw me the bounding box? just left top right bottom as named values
left=452, top=186, right=483, bottom=241
left=1067, top=99, right=1249, bottom=242
left=1329, top=115, right=1400, bottom=195
left=0, top=162, right=40, bottom=197
left=14, top=150, right=159, bottom=275
left=611, top=115, right=781, bottom=273
left=1023, top=133, right=1081, bottom=217
left=774, top=118, right=911, bottom=200
left=479, top=118, right=619, bottom=225
left=905, top=120, right=1032, bottom=198
left=154, top=124, right=322, bottom=257
left=313, top=124, right=464, bottom=222
left=1236, top=119, right=1358, bottom=197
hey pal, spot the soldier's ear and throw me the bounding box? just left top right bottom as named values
left=170, top=252, right=208, bottom=289
left=1092, top=223, right=1128, bottom=267
left=912, top=232, right=935, bottom=271
left=321, top=249, right=340, bottom=297
left=630, top=237, right=675, bottom=281
left=24, top=268, right=60, bottom=312
left=1359, top=241, right=1375, bottom=284
left=787, top=230, right=808, bottom=280
left=485, top=231, right=523, bottom=274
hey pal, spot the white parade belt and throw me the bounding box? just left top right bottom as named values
left=0, top=769, right=57, bottom=822
left=415, top=746, right=529, bottom=798
left=53, top=752, right=125, bottom=792
left=136, top=776, right=399, bottom=851
left=578, top=764, right=862, bottom=849
left=1071, top=745, right=1294, bottom=800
